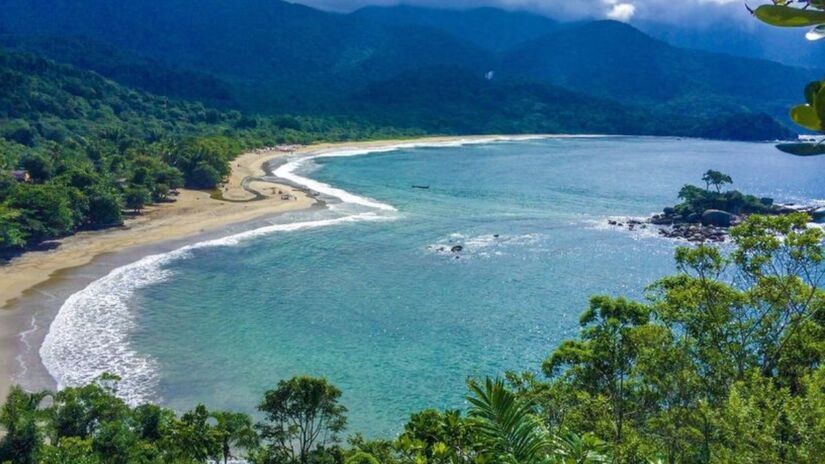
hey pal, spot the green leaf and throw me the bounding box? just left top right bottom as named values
left=790, top=104, right=822, bottom=131
left=815, top=84, right=825, bottom=122
left=776, top=142, right=825, bottom=156
left=804, top=81, right=822, bottom=105
left=754, top=5, right=825, bottom=27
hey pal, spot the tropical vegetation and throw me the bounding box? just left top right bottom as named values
left=2, top=213, right=824, bottom=463
left=671, top=170, right=776, bottom=218
left=0, top=47, right=418, bottom=257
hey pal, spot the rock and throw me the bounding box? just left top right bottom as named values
left=450, top=245, right=463, bottom=253
left=690, top=233, right=705, bottom=242
left=663, top=207, right=675, bottom=215
left=686, top=213, right=701, bottom=223
left=760, top=197, right=774, bottom=206
left=701, top=209, right=732, bottom=227
left=650, top=215, right=673, bottom=225
left=608, top=220, right=618, bottom=226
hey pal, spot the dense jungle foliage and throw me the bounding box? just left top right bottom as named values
left=0, top=48, right=420, bottom=257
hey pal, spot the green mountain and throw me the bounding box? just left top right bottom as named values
left=502, top=20, right=819, bottom=119
left=0, top=0, right=809, bottom=141
left=0, top=45, right=417, bottom=254
left=0, top=0, right=494, bottom=111
left=350, top=5, right=558, bottom=51
left=0, top=35, right=235, bottom=106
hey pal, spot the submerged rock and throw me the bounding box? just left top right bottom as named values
left=451, top=245, right=463, bottom=253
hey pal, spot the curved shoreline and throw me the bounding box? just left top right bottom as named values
left=0, top=134, right=558, bottom=400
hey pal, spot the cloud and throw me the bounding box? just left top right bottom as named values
left=292, top=0, right=751, bottom=24
left=604, top=0, right=635, bottom=21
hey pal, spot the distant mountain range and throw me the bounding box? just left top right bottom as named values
left=0, top=0, right=817, bottom=140
left=637, top=20, right=825, bottom=69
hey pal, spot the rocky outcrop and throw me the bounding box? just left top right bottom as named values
left=609, top=202, right=822, bottom=244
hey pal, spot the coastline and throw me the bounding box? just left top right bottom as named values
left=0, top=134, right=551, bottom=400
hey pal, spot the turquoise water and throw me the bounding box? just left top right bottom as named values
left=42, top=137, right=825, bottom=437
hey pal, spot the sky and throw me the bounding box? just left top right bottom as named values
left=292, top=0, right=748, bottom=24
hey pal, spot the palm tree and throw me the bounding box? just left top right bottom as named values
left=210, top=411, right=259, bottom=464
left=554, top=431, right=611, bottom=464
left=466, top=377, right=553, bottom=464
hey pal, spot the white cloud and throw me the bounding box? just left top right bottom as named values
left=604, top=0, right=636, bottom=21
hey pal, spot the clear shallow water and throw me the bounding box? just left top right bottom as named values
left=41, top=137, right=825, bottom=437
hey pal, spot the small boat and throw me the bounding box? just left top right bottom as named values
left=412, top=185, right=430, bottom=189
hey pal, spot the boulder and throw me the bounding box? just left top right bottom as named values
left=663, top=206, right=676, bottom=216
left=686, top=213, right=701, bottom=223
left=450, top=245, right=463, bottom=253
left=760, top=197, right=774, bottom=206
left=701, top=209, right=733, bottom=227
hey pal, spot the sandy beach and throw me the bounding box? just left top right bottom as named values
left=0, top=135, right=541, bottom=399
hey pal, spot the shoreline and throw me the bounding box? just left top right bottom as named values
left=0, top=134, right=554, bottom=399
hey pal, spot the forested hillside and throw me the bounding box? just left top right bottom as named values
left=502, top=20, right=819, bottom=119
left=0, top=47, right=415, bottom=256
left=350, top=5, right=559, bottom=51
left=0, top=0, right=815, bottom=130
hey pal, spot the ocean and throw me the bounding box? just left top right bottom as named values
left=35, top=136, right=825, bottom=436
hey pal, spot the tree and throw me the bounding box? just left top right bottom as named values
left=530, top=213, right=825, bottom=463
left=466, top=377, right=554, bottom=464
left=168, top=405, right=221, bottom=463
left=39, top=437, right=100, bottom=464
left=6, top=183, right=75, bottom=243
left=0, top=205, right=26, bottom=251
left=700, top=170, right=732, bottom=193
left=543, top=296, right=649, bottom=459
left=189, top=162, right=222, bottom=189
left=87, top=189, right=123, bottom=227
left=210, top=411, right=258, bottom=464
left=397, top=409, right=472, bottom=463
left=0, top=171, right=17, bottom=201
left=20, top=153, right=54, bottom=182
left=124, top=187, right=150, bottom=214
left=256, top=376, right=347, bottom=464
left=344, top=451, right=380, bottom=464
left=554, top=431, right=611, bottom=464
left=0, top=387, right=50, bottom=464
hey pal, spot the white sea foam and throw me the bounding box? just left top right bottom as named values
left=40, top=212, right=388, bottom=404
left=272, top=135, right=562, bottom=212
left=426, top=232, right=545, bottom=259
left=39, top=135, right=552, bottom=404
left=585, top=216, right=666, bottom=241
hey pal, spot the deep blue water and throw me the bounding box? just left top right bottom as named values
left=45, top=137, right=825, bottom=437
